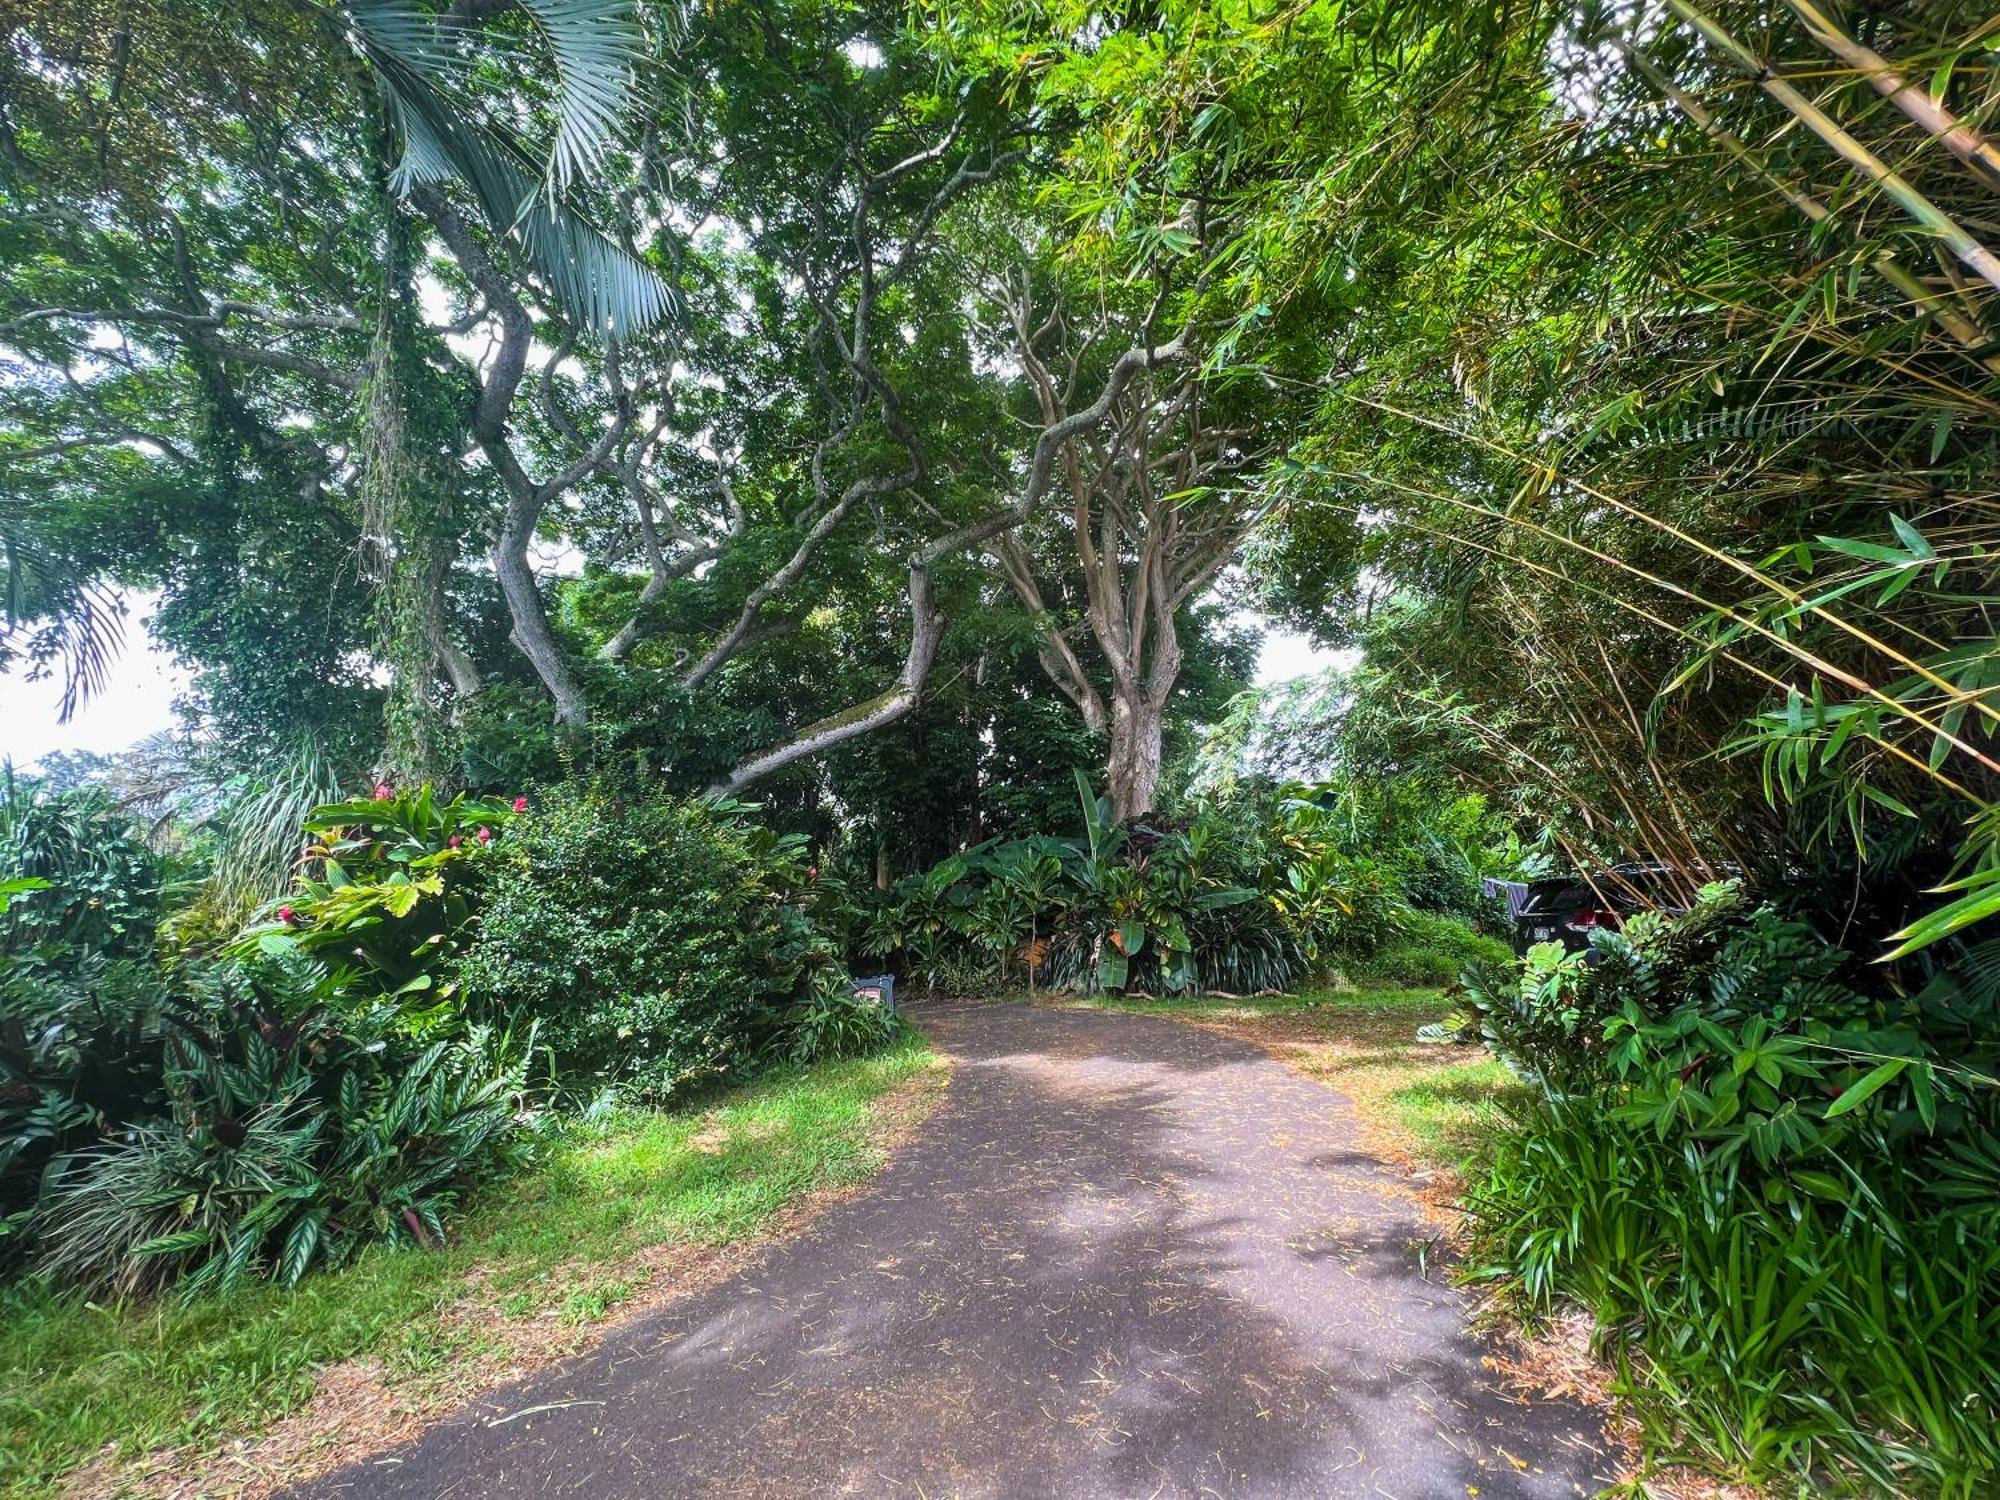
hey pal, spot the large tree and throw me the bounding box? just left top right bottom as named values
left=1, top=0, right=1292, bottom=829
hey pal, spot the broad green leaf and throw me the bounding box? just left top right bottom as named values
left=1824, top=1058, right=1908, bottom=1118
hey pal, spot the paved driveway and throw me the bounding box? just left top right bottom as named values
left=292, top=1001, right=1612, bottom=1498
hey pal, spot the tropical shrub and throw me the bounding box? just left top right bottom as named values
left=0, top=773, right=161, bottom=965
left=1, top=778, right=535, bottom=1297
left=236, top=783, right=521, bottom=1024
left=0, top=957, right=176, bottom=1249
left=34, top=950, right=525, bottom=1300
left=1347, top=909, right=1511, bottom=988
left=454, top=782, right=838, bottom=1099
left=861, top=776, right=1311, bottom=997
left=1463, top=887, right=2000, bottom=1492
left=2, top=779, right=176, bottom=1252
left=778, top=983, right=903, bottom=1066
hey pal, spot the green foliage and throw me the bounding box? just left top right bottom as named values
left=1474, top=1089, right=1999, bottom=1494
left=1, top=776, right=534, bottom=1298
left=0, top=1037, right=935, bottom=1496
left=853, top=767, right=1525, bottom=999
left=860, top=775, right=1364, bottom=997
left=778, top=986, right=904, bottom=1067
left=0, top=772, right=161, bottom=963
left=1346, top=910, right=1511, bottom=989
left=454, top=782, right=839, bottom=1098
left=16, top=942, right=526, bottom=1301
left=1, top=777, right=174, bottom=1246
left=239, top=783, right=520, bottom=1015
left=1463, top=889, right=2000, bottom=1492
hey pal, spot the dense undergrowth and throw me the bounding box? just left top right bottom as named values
left=832, top=771, right=1513, bottom=1000
left=1, top=775, right=904, bottom=1306
left=1455, top=887, right=2000, bottom=1495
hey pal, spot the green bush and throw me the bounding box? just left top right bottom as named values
left=235, top=783, right=520, bottom=1019
left=0, top=772, right=160, bottom=964
left=25, top=949, right=526, bottom=1301
left=779, top=985, right=903, bottom=1066
left=2, top=778, right=173, bottom=1246
left=1346, top=909, right=1511, bottom=987
left=1474, top=1091, right=2000, bottom=1493
left=3, top=779, right=532, bottom=1298
left=1463, top=885, right=2000, bottom=1492
left=454, top=783, right=837, bottom=1098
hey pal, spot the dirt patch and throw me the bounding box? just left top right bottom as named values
left=67, top=1060, right=951, bottom=1500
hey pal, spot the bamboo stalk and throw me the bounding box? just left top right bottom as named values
left=1359, top=394, right=2000, bottom=741
left=1338, top=424, right=2000, bottom=781
left=1785, top=0, right=2000, bottom=195
left=1615, top=35, right=2000, bottom=369
left=1665, top=0, right=2000, bottom=296
left=1359, top=496, right=1991, bottom=808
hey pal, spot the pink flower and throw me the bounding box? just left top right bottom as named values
left=373, top=783, right=392, bottom=801
left=277, top=905, right=295, bottom=925
left=807, top=866, right=820, bottom=881
left=512, top=796, right=529, bottom=813
left=475, top=826, right=492, bottom=846
left=448, top=835, right=463, bottom=849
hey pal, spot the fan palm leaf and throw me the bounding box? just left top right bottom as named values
left=0, top=505, right=125, bottom=722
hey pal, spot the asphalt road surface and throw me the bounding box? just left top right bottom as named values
left=290, top=1000, right=1614, bottom=1499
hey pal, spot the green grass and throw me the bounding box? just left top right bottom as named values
left=0, top=1036, right=941, bottom=1498
left=1067, top=985, right=1524, bottom=1176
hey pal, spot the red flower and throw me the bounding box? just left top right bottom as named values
left=475, top=826, right=492, bottom=846
left=448, top=835, right=463, bottom=849
left=277, top=905, right=295, bottom=925
left=512, top=796, right=529, bottom=813
left=373, top=783, right=392, bottom=800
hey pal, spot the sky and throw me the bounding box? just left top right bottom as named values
left=2, top=593, right=188, bottom=769
left=3, top=603, right=1339, bottom=771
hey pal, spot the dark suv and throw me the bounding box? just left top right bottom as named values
left=1485, top=864, right=1726, bottom=956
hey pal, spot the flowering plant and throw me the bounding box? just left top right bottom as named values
left=234, top=784, right=524, bottom=1022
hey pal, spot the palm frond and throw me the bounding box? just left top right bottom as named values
left=0, top=518, right=126, bottom=722
left=342, top=0, right=675, bottom=338
left=518, top=0, right=639, bottom=196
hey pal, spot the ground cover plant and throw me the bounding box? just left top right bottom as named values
left=1456, top=888, right=2000, bottom=1493
left=2, top=775, right=905, bottom=1310
left=0, top=1038, right=941, bottom=1498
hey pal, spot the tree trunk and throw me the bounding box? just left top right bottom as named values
left=1105, top=687, right=1164, bottom=822
left=494, top=520, right=590, bottom=726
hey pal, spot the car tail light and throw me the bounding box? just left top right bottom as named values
left=1571, top=907, right=1611, bottom=928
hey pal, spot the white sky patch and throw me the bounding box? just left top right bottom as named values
left=3, top=592, right=189, bottom=769
left=1253, top=627, right=1351, bottom=686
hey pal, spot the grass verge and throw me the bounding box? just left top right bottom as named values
left=0, top=1035, right=945, bottom=1499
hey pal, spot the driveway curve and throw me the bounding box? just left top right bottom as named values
left=292, top=1000, right=1613, bottom=1499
